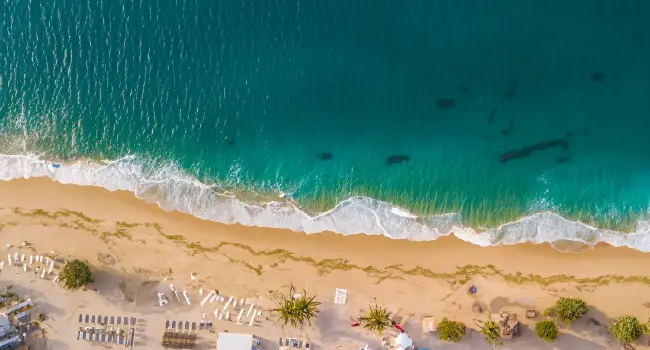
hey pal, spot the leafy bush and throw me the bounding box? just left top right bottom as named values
left=439, top=318, right=467, bottom=343
left=535, top=320, right=558, bottom=342
left=545, top=297, right=588, bottom=325
left=358, top=302, right=392, bottom=337
left=609, top=315, right=647, bottom=345
left=481, top=320, right=501, bottom=346
left=60, top=259, right=95, bottom=290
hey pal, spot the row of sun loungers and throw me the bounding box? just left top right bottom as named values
left=77, top=314, right=137, bottom=346
left=77, top=328, right=133, bottom=345
left=78, top=314, right=136, bottom=327
left=165, top=320, right=197, bottom=333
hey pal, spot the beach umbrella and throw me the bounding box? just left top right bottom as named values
left=395, top=333, right=413, bottom=350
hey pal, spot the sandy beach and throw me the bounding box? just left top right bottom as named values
left=1, top=178, right=650, bottom=349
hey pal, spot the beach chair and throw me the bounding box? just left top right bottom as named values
left=106, top=330, right=113, bottom=343
left=91, top=315, right=96, bottom=323
left=97, top=315, right=102, bottom=324
left=199, top=322, right=205, bottom=331
left=166, top=320, right=171, bottom=330
left=85, top=314, right=89, bottom=323
left=171, top=321, right=176, bottom=330
left=116, top=334, right=122, bottom=345
left=110, top=316, right=115, bottom=325
left=239, top=298, right=245, bottom=308
left=78, top=314, right=83, bottom=322
left=78, top=330, right=83, bottom=340
left=117, top=316, right=121, bottom=326
left=191, top=322, right=196, bottom=333
left=185, top=321, right=190, bottom=331
left=123, top=315, right=129, bottom=325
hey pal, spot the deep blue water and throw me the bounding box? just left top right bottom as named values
left=1, top=0, right=650, bottom=246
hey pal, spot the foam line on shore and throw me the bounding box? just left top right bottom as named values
left=1, top=153, right=649, bottom=251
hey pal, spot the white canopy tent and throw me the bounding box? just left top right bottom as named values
left=394, top=333, right=413, bottom=350
left=217, top=332, right=253, bottom=350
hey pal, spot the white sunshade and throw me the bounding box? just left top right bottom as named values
left=395, top=333, right=413, bottom=349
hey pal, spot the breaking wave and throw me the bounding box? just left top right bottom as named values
left=2, top=153, right=650, bottom=252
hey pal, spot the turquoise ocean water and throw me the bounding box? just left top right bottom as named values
left=1, top=0, right=650, bottom=249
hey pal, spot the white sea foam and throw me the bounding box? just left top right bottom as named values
left=1, top=153, right=650, bottom=251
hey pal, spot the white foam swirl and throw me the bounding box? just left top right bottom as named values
left=1, top=153, right=649, bottom=251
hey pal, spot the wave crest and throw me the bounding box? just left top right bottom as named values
left=1, top=153, right=649, bottom=251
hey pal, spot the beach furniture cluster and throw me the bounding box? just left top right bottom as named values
left=0, top=297, right=34, bottom=348
left=198, top=289, right=261, bottom=326
left=2, top=251, right=59, bottom=282
left=77, top=314, right=137, bottom=346
left=279, top=336, right=311, bottom=349
left=162, top=321, right=197, bottom=349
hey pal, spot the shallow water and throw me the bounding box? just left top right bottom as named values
left=1, top=1, right=650, bottom=248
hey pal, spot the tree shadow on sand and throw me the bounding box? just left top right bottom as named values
left=314, top=302, right=380, bottom=348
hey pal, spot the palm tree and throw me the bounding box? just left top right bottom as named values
left=359, top=301, right=392, bottom=337
left=273, top=284, right=321, bottom=329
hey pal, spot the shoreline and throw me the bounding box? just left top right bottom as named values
left=0, top=153, right=647, bottom=250
left=2, top=178, right=650, bottom=349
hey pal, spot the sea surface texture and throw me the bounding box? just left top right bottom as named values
left=1, top=0, right=650, bottom=249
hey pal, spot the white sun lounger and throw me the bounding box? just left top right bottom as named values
left=48, top=261, right=54, bottom=274
left=225, top=310, right=230, bottom=321
left=0, top=261, right=4, bottom=269
left=20, top=254, right=25, bottom=263
left=52, top=275, right=59, bottom=283
left=210, top=294, right=218, bottom=303
left=236, top=309, right=245, bottom=324
left=201, top=291, right=215, bottom=306
left=218, top=309, right=224, bottom=320
left=213, top=308, right=220, bottom=318
left=183, top=291, right=191, bottom=305
left=7, top=254, right=12, bottom=266
left=169, top=284, right=177, bottom=291
left=247, top=304, right=255, bottom=317
left=39, top=255, right=43, bottom=263
left=23, top=264, right=27, bottom=272
left=224, top=296, right=234, bottom=309
left=334, top=288, right=348, bottom=304
left=40, top=269, right=46, bottom=279
left=249, top=310, right=258, bottom=326
left=174, top=291, right=181, bottom=302
left=29, top=256, right=33, bottom=265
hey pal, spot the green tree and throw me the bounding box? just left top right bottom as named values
left=545, top=297, right=588, bottom=325
left=609, top=315, right=647, bottom=346
left=358, top=302, right=392, bottom=337
left=535, top=320, right=558, bottom=342
left=272, top=284, right=321, bottom=329
left=60, top=259, right=95, bottom=290
left=439, top=318, right=467, bottom=343
left=481, top=320, right=502, bottom=346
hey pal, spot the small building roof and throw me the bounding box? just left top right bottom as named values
left=217, top=332, right=253, bottom=350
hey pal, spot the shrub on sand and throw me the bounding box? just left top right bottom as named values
left=60, top=259, right=95, bottom=290
left=481, top=320, right=502, bottom=346
left=545, top=297, right=588, bottom=325
left=439, top=318, right=467, bottom=343
left=358, top=302, right=392, bottom=337
left=272, top=284, right=321, bottom=329
left=609, top=315, right=647, bottom=346
left=535, top=320, right=558, bottom=342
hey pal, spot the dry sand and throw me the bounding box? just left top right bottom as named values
left=1, top=178, right=650, bottom=349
